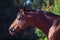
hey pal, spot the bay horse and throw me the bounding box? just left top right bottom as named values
left=8, top=9, right=60, bottom=40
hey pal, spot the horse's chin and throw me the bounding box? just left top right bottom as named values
left=9, top=31, right=16, bottom=36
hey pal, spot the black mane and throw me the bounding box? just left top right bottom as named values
left=47, top=12, right=60, bottom=17
left=22, top=8, right=60, bottom=17
left=42, top=10, right=60, bottom=17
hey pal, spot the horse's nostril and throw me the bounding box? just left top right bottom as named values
left=8, top=29, right=11, bottom=31
left=9, top=30, right=15, bottom=36
left=9, top=29, right=14, bottom=32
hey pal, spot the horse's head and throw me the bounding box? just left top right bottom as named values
left=8, top=9, right=28, bottom=36
left=8, top=8, right=39, bottom=36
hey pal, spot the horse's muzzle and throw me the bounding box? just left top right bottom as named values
left=8, top=29, right=16, bottom=36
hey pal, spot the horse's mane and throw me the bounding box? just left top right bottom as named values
left=25, top=9, right=37, bottom=12
left=19, top=8, right=60, bottom=17
left=26, top=9, right=60, bottom=17
left=45, top=12, right=60, bottom=17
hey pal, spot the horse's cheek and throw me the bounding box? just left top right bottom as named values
left=27, top=21, right=33, bottom=26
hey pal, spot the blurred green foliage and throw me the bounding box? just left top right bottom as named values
left=52, top=0, right=60, bottom=15
left=34, top=28, right=48, bottom=40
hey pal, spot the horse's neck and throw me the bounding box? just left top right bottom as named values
left=34, top=13, right=52, bottom=36
left=44, top=12, right=60, bottom=20
left=26, top=11, right=53, bottom=36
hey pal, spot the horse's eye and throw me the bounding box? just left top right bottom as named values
left=18, top=18, right=21, bottom=20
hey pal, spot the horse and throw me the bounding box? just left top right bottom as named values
left=8, top=9, right=60, bottom=40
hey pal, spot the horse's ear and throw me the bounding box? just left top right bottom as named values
left=20, top=9, right=25, bottom=15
